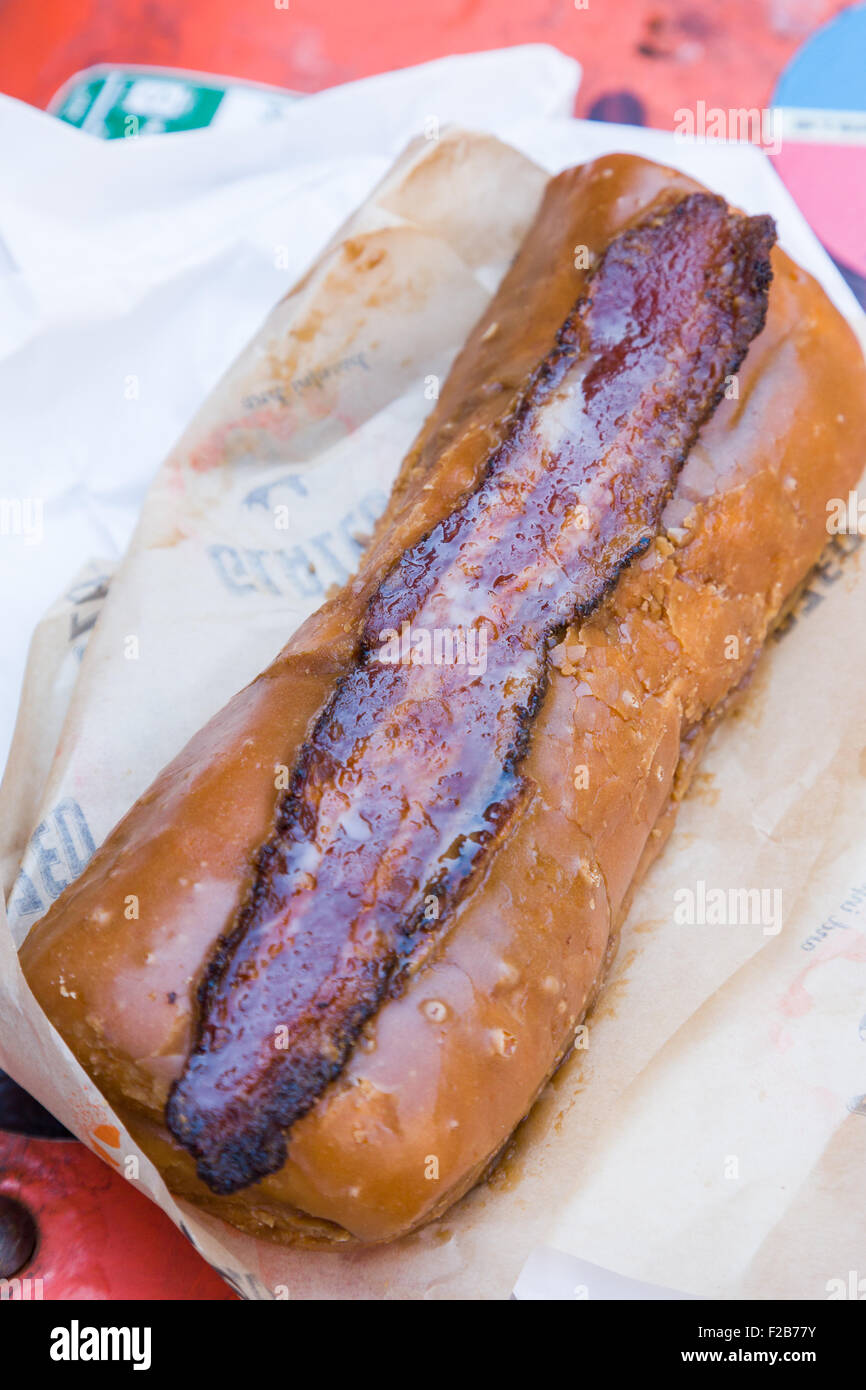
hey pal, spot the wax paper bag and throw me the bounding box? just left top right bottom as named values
left=2, top=47, right=865, bottom=1300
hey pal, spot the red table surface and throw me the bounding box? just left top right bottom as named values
left=1, top=1135, right=234, bottom=1300
left=0, top=0, right=855, bottom=127
left=0, top=0, right=856, bottom=1303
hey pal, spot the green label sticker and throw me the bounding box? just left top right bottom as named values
left=50, top=66, right=300, bottom=138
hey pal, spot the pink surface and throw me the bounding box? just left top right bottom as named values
left=773, top=143, right=866, bottom=273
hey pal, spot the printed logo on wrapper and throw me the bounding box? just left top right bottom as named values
left=801, top=881, right=866, bottom=951
left=207, top=477, right=388, bottom=601
left=69, top=1095, right=142, bottom=1180
left=175, top=1218, right=274, bottom=1301
left=88, top=1122, right=124, bottom=1171
left=773, top=533, right=862, bottom=640
left=7, top=798, right=96, bottom=932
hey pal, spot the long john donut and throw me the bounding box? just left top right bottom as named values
left=18, top=154, right=866, bottom=1247
left=167, top=193, right=775, bottom=1194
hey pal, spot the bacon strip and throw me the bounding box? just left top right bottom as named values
left=167, top=194, right=775, bottom=1194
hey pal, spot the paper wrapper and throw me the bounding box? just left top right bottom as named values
left=3, top=101, right=866, bottom=1300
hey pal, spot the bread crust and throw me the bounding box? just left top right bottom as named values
left=19, top=154, right=866, bottom=1245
